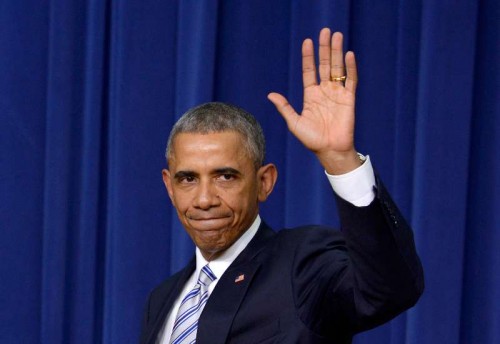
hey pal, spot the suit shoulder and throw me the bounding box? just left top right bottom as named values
left=270, top=225, right=347, bottom=255
left=276, top=225, right=345, bottom=241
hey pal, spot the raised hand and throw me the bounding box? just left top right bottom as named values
left=268, top=28, right=361, bottom=174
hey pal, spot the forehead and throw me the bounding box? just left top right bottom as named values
left=169, top=131, right=252, bottom=167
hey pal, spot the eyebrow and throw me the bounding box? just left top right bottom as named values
left=173, top=167, right=241, bottom=180
left=213, top=167, right=241, bottom=176
left=173, top=170, right=198, bottom=179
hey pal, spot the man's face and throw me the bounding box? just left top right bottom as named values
left=163, top=131, right=276, bottom=260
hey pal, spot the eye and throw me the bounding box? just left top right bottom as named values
left=179, top=176, right=196, bottom=184
left=218, top=174, right=235, bottom=181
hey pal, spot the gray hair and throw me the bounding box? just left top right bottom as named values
left=166, top=102, right=265, bottom=169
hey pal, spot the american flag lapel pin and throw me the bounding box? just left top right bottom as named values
left=234, top=274, right=245, bottom=283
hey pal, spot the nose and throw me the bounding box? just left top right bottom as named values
left=193, top=180, right=220, bottom=210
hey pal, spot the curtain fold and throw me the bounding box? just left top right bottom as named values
left=41, top=1, right=92, bottom=343
left=1, top=1, right=498, bottom=343
left=460, top=1, right=500, bottom=343
left=102, top=1, right=178, bottom=343
left=409, top=1, right=479, bottom=343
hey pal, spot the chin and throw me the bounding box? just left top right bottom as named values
left=194, top=233, right=229, bottom=251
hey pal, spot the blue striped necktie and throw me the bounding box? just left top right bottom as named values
left=169, top=264, right=217, bottom=344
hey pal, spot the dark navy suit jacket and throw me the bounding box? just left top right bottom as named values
left=140, top=180, right=424, bottom=343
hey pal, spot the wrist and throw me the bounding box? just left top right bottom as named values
left=317, top=149, right=363, bottom=175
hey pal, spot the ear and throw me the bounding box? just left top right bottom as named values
left=162, top=169, right=175, bottom=203
left=256, top=163, right=278, bottom=202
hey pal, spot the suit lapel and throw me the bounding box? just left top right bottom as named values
left=196, top=223, right=275, bottom=344
left=144, top=258, right=196, bottom=344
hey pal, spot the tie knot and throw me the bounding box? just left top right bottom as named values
left=198, top=264, right=217, bottom=286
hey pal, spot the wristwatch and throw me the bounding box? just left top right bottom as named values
left=357, top=152, right=367, bottom=164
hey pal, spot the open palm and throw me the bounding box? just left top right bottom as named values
left=268, top=29, right=359, bottom=172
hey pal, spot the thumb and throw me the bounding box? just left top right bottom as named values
left=267, top=92, right=299, bottom=130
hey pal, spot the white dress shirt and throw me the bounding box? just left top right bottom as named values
left=157, top=156, right=375, bottom=343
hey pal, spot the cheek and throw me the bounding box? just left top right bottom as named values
left=170, top=191, right=190, bottom=210
left=171, top=199, right=192, bottom=224
left=224, top=189, right=259, bottom=219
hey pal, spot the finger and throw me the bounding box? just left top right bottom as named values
left=344, top=51, right=358, bottom=94
left=267, top=92, right=300, bottom=130
left=318, top=28, right=331, bottom=83
left=302, top=38, right=317, bottom=88
left=330, top=32, right=345, bottom=82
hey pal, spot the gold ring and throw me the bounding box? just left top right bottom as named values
left=331, top=75, right=347, bottom=82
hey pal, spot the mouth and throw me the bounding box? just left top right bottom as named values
left=187, top=215, right=231, bottom=230
left=190, top=216, right=225, bottom=220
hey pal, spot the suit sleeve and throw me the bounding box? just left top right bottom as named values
left=292, top=176, right=424, bottom=337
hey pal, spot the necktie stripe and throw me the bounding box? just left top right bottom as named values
left=172, top=292, right=209, bottom=331
left=176, top=292, right=208, bottom=320
left=201, top=266, right=217, bottom=281
left=171, top=322, right=198, bottom=344
left=178, top=287, right=200, bottom=307
left=169, top=264, right=217, bottom=344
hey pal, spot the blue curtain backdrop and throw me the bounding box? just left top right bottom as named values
left=1, top=1, right=499, bottom=343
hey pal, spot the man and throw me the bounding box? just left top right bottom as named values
left=140, top=28, right=423, bottom=344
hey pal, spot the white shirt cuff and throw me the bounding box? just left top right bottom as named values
left=325, top=155, right=376, bottom=207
